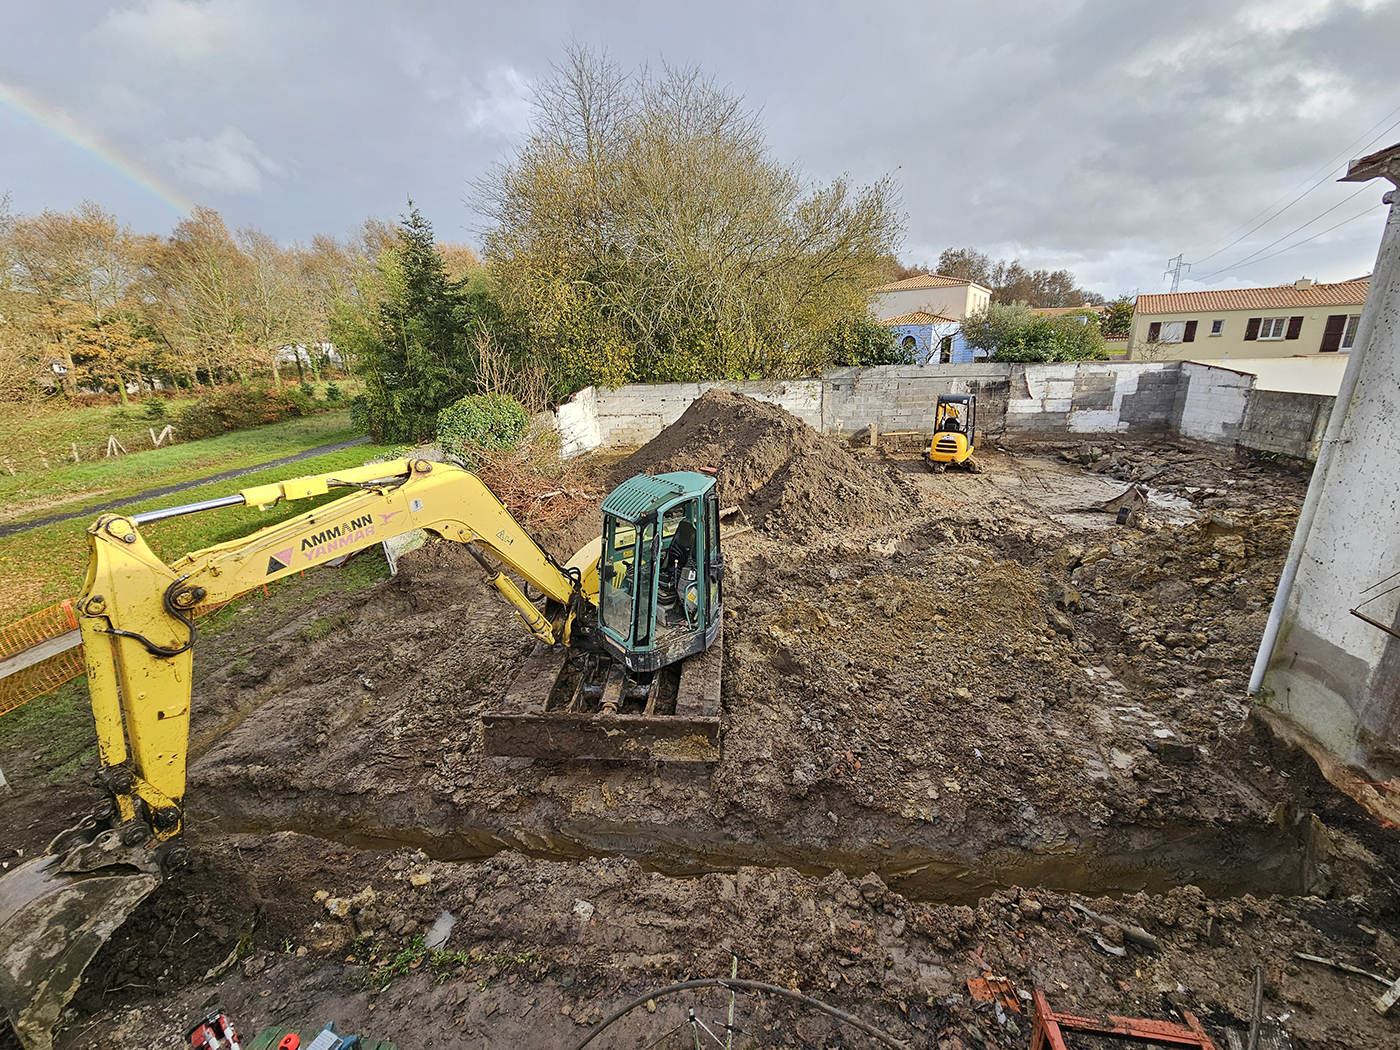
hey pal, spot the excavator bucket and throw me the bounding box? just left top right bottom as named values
left=0, top=823, right=162, bottom=1050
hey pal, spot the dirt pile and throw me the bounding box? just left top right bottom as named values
left=621, top=390, right=917, bottom=536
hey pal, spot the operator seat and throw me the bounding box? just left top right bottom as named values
left=658, top=519, right=696, bottom=624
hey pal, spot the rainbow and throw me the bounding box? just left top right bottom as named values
left=0, top=76, right=196, bottom=216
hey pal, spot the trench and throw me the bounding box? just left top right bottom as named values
left=190, top=780, right=1332, bottom=907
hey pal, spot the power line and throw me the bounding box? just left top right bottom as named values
left=1203, top=201, right=1385, bottom=277
left=1195, top=184, right=1373, bottom=280
left=1188, top=103, right=1400, bottom=265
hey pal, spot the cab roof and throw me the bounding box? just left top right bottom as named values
left=938, top=394, right=974, bottom=404
left=602, top=471, right=715, bottom=522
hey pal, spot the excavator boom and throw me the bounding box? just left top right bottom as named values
left=1, top=456, right=597, bottom=1049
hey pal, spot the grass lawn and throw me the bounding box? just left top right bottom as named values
left=0, top=438, right=399, bottom=623
left=0, top=398, right=368, bottom=526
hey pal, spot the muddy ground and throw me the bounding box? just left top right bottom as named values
left=3, top=394, right=1399, bottom=1049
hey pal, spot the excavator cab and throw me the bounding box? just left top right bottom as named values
left=598, top=472, right=723, bottom=672
left=925, top=394, right=981, bottom=473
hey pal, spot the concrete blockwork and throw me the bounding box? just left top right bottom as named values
left=556, top=359, right=1307, bottom=457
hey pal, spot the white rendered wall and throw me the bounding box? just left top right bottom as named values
left=1263, top=192, right=1400, bottom=774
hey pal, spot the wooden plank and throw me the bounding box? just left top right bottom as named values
left=0, top=630, right=81, bottom=680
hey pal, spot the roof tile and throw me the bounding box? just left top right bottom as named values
left=1137, top=279, right=1368, bottom=315
left=875, top=273, right=977, bottom=292
left=877, top=310, right=959, bottom=326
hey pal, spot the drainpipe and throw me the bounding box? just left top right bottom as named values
left=1249, top=156, right=1400, bottom=694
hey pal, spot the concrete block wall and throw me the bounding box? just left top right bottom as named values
left=821, top=365, right=1009, bottom=435
left=1173, top=362, right=1253, bottom=444
left=1238, top=390, right=1334, bottom=460
left=554, top=358, right=1326, bottom=459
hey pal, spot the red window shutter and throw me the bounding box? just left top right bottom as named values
left=1320, top=314, right=1346, bottom=352
left=1286, top=315, right=1304, bottom=340
left=1183, top=320, right=1198, bottom=342
left=1147, top=321, right=1161, bottom=341
left=1244, top=317, right=1260, bottom=341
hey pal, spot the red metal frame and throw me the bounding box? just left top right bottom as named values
left=1031, top=990, right=1218, bottom=1050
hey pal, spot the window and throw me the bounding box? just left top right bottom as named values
left=1210, top=319, right=1223, bottom=336
left=900, top=335, right=917, bottom=352
left=1159, top=321, right=1185, bottom=343
left=1258, top=317, right=1288, bottom=340
left=938, top=335, right=953, bottom=363
left=1342, top=315, right=1361, bottom=349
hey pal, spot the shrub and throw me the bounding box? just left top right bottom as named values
left=143, top=399, right=167, bottom=420
left=299, top=381, right=316, bottom=400
left=960, top=301, right=1108, bottom=363
left=325, top=382, right=343, bottom=402
left=175, top=384, right=320, bottom=440
left=436, top=393, right=529, bottom=461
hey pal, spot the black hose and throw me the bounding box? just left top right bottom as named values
left=568, top=977, right=910, bottom=1050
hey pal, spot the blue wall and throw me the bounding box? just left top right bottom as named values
left=887, top=324, right=978, bottom=364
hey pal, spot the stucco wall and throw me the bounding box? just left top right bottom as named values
left=1172, top=362, right=1253, bottom=444
left=873, top=284, right=990, bottom=322
left=1129, top=307, right=1364, bottom=361
left=1262, top=196, right=1400, bottom=777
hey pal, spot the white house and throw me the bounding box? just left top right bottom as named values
left=872, top=274, right=993, bottom=364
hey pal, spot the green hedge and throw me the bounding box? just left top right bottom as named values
left=175, top=385, right=320, bottom=441
left=436, top=393, right=528, bottom=461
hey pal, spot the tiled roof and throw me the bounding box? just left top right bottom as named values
left=877, top=310, right=959, bottom=326
left=1136, top=279, right=1368, bottom=315
left=875, top=273, right=976, bottom=292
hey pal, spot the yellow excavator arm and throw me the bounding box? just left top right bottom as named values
left=79, top=456, right=595, bottom=841
left=1, top=457, right=598, bottom=1049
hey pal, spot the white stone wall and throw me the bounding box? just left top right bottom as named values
left=552, top=359, right=1302, bottom=455
left=556, top=385, right=600, bottom=459
left=1174, top=362, right=1253, bottom=443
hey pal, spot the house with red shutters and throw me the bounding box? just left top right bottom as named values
left=1127, top=277, right=1369, bottom=360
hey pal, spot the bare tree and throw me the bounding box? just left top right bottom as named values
left=474, top=43, right=903, bottom=383
left=7, top=201, right=154, bottom=400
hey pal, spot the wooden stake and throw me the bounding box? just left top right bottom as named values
left=37, top=448, right=49, bottom=470
left=71, top=442, right=80, bottom=463
left=2, top=459, right=13, bottom=476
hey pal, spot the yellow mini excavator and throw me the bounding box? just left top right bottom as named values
left=924, top=394, right=982, bottom=473
left=0, top=457, right=726, bottom=1049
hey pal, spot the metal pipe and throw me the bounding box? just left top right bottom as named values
left=131, top=493, right=247, bottom=526
left=1249, top=186, right=1400, bottom=694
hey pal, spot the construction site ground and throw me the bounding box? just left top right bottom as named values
left=3, top=391, right=1398, bottom=1050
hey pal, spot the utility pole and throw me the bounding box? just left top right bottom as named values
left=1164, top=254, right=1191, bottom=293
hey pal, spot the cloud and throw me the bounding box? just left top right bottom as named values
left=464, top=66, right=533, bottom=137
left=98, top=0, right=238, bottom=65
left=166, top=126, right=282, bottom=194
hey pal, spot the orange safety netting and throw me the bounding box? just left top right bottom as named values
left=0, top=600, right=79, bottom=661
left=0, top=645, right=87, bottom=717
left=0, top=591, right=252, bottom=718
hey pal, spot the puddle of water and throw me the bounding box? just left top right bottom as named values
left=424, top=909, right=455, bottom=949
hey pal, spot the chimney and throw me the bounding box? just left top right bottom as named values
left=1294, top=278, right=1313, bottom=290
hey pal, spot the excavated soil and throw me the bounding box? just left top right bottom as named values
left=3, top=394, right=1399, bottom=1049
left=622, top=389, right=918, bottom=537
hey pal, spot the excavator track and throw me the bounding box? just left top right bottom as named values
left=481, top=628, right=722, bottom=763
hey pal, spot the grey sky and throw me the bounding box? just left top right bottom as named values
left=2, top=0, right=1397, bottom=300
